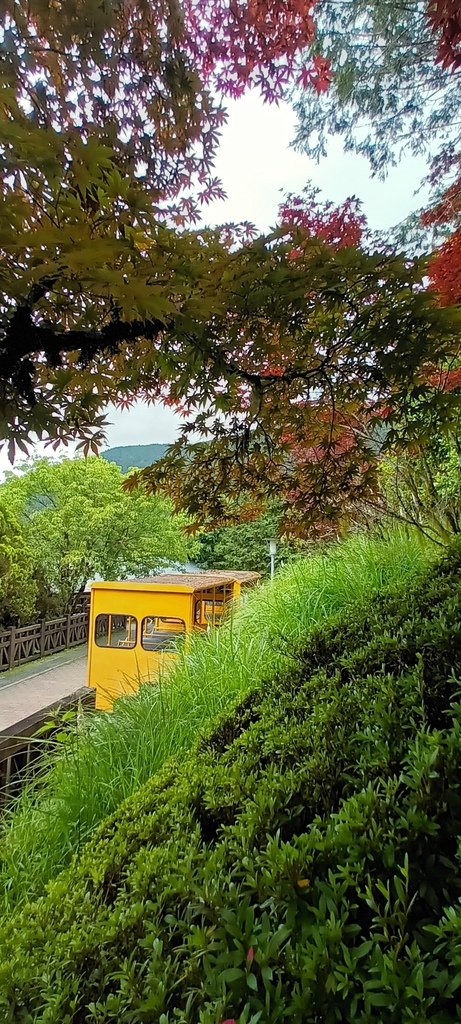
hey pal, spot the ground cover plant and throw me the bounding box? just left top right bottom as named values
left=1, top=535, right=460, bottom=1021
left=0, top=528, right=431, bottom=914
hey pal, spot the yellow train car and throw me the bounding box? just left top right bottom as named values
left=87, top=571, right=260, bottom=710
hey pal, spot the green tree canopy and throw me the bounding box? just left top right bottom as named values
left=0, top=502, right=37, bottom=626
left=354, top=413, right=461, bottom=546
left=197, top=503, right=308, bottom=576
left=129, top=236, right=461, bottom=537
left=1, top=457, right=193, bottom=614
left=1, top=1, right=461, bottom=538
left=291, top=0, right=459, bottom=176
left=0, top=0, right=317, bottom=449
left=290, top=0, right=461, bottom=267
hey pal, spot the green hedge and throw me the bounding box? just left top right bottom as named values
left=1, top=544, right=461, bottom=1022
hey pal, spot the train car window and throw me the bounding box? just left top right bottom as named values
left=141, top=617, right=186, bottom=651
left=194, top=596, right=228, bottom=626
left=95, top=614, right=137, bottom=648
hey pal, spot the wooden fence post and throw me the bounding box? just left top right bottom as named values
left=66, top=613, right=72, bottom=649
left=8, top=625, right=16, bottom=671
left=40, top=619, right=46, bottom=658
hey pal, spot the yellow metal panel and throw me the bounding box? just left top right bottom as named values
left=87, top=575, right=245, bottom=710
left=88, top=586, right=193, bottom=710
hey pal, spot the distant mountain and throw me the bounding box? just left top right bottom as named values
left=102, top=443, right=169, bottom=474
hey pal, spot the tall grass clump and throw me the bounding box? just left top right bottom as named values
left=0, top=527, right=433, bottom=914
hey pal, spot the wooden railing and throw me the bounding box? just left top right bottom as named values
left=0, top=607, right=90, bottom=673
left=0, top=686, right=96, bottom=805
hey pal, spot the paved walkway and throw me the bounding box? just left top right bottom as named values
left=0, top=645, right=88, bottom=733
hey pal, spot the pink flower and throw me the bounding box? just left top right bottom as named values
left=247, top=946, right=254, bottom=963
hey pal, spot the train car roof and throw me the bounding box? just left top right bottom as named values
left=90, top=570, right=260, bottom=594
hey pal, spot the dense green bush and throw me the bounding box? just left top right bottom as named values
left=1, top=542, right=461, bottom=1021
left=0, top=528, right=430, bottom=913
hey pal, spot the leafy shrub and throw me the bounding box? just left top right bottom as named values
left=0, top=542, right=460, bottom=1021
left=0, top=528, right=430, bottom=913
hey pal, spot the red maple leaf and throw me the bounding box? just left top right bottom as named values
left=427, top=0, right=461, bottom=70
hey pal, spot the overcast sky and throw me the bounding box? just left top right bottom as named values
left=1, top=92, right=428, bottom=474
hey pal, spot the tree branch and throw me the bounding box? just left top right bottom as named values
left=0, top=298, right=168, bottom=402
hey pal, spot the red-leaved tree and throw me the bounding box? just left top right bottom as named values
left=2, top=0, right=460, bottom=540
left=127, top=189, right=461, bottom=538
left=423, top=2, right=461, bottom=304
left=427, top=0, right=461, bottom=69
left=422, top=152, right=461, bottom=304
left=184, top=0, right=331, bottom=100
left=0, top=0, right=328, bottom=445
